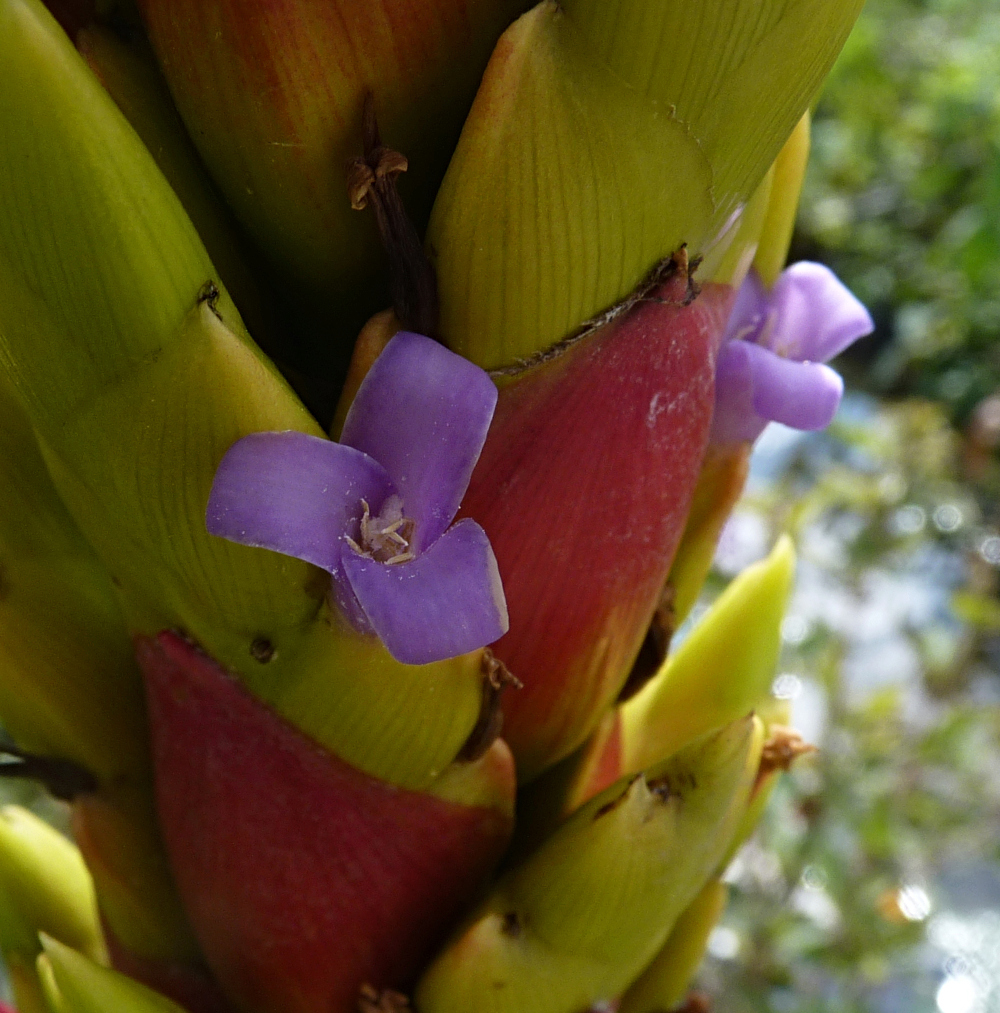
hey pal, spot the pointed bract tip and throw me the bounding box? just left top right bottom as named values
left=622, top=538, right=795, bottom=774
left=0, top=806, right=105, bottom=966
left=39, top=935, right=187, bottom=1013
left=753, top=112, right=811, bottom=288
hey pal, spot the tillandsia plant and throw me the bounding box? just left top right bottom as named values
left=0, top=1, right=874, bottom=1012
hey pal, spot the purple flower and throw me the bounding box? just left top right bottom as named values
left=206, top=332, right=508, bottom=665
left=711, top=262, right=874, bottom=444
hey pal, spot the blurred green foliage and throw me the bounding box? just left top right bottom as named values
left=706, top=399, right=1000, bottom=1012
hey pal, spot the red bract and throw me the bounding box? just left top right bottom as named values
left=139, top=632, right=514, bottom=1013
left=461, top=271, right=735, bottom=780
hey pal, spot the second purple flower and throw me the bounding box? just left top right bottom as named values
left=712, top=261, right=875, bottom=444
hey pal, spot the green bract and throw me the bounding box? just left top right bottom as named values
left=429, top=0, right=865, bottom=367
left=622, top=535, right=796, bottom=771
left=0, top=808, right=104, bottom=979
left=417, top=718, right=761, bottom=1013
left=39, top=935, right=186, bottom=1013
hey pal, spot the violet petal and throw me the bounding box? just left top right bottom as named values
left=769, top=261, right=874, bottom=362
left=342, top=519, right=509, bottom=665
left=206, top=431, right=395, bottom=576
left=722, top=267, right=771, bottom=345
left=744, top=342, right=845, bottom=431
left=710, top=340, right=768, bottom=444
left=340, top=332, right=498, bottom=553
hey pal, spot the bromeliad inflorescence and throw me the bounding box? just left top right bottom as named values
left=0, top=1, right=872, bottom=1012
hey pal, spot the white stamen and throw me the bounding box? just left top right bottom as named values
left=344, top=534, right=369, bottom=557
left=353, top=494, right=416, bottom=564
left=385, top=552, right=415, bottom=565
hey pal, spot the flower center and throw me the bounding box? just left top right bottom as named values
left=759, top=306, right=796, bottom=357
left=345, top=494, right=416, bottom=564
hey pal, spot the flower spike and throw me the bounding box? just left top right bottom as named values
left=712, top=262, right=874, bottom=443
left=207, top=332, right=508, bottom=665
